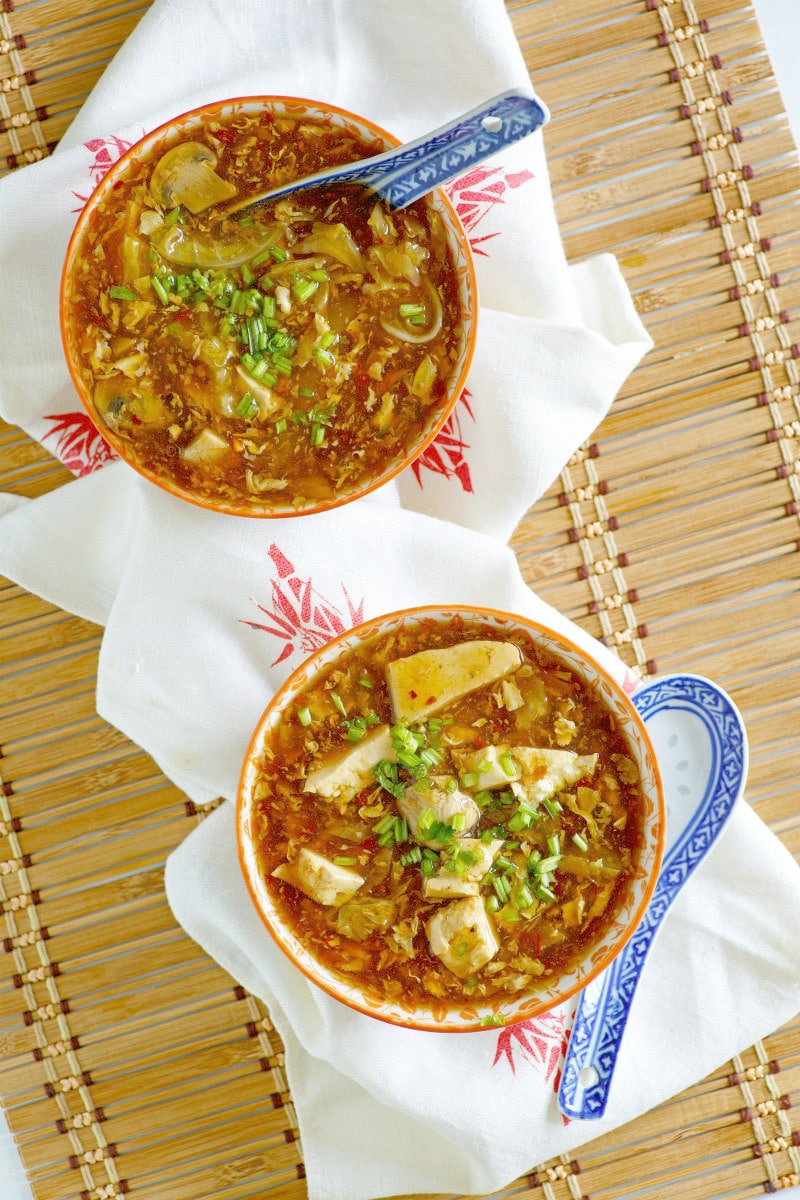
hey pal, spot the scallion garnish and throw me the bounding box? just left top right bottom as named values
left=499, top=751, right=515, bottom=777
left=150, top=275, right=169, bottom=304
left=333, top=855, right=357, bottom=866
left=330, top=692, right=347, bottom=717
left=109, top=285, right=137, bottom=301
left=399, top=302, right=425, bottom=318
left=313, top=345, right=336, bottom=367
left=269, top=246, right=288, bottom=262
left=292, top=277, right=320, bottom=303
left=235, top=392, right=259, bottom=420
left=572, top=832, right=589, bottom=852
left=297, top=706, right=312, bottom=727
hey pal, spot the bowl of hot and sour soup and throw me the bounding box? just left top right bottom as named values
left=237, top=605, right=665, bottom=1032
left=59, top=96, right=478, bottom=517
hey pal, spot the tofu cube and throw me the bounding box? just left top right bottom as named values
left=272, top=848, right=364, bottom=907
left=426, top=895, right=500, bottom=978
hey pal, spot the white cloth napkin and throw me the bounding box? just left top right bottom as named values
left=1, top=2, right=799, bottom=1199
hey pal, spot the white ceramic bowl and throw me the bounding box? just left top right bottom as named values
left=60, top=96, right=478, bottom=518
left=237, top=604, right=665, bottom=1032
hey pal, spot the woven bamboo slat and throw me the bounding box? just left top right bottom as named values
left=1, top=0, right=799, bottom=1198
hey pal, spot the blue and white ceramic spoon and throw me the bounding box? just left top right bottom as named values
left=228, top=88, right=549, bottom=216
left=557, top=673, right=749, bottom=1121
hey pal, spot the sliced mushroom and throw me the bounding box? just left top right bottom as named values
left=149, top=142, right=237, bottom=214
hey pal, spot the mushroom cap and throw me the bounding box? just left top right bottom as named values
left=149, top=141, right=237, bottom=214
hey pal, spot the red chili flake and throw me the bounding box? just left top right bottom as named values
left=130, top=413, right=142, bottom=425
left=112, top=180, right=125, bottom=190
left=374, top=883, right=388, bottom=897
left=213, top=127, right=236, bottom=145
left=409, top=690, right=418, bottom=699
left=171, top=309, right=190, bottom=322
left=425, top=696, right=437, bottom=705
left=362, top=837, right=377, bottom=852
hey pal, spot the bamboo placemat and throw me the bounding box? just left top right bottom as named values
left=1, top=1, right=799, bottom=1197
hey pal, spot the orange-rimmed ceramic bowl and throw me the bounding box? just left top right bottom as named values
left=59, top=96, right=478, bottom=518
left=237, top=604, right=665, bottom=1033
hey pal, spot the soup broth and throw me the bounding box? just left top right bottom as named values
left=249, top=618, right=647, bottom=1013
left=63, top=108, right=465, bottom=512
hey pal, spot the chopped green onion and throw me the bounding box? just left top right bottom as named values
left=421, top=856, right=436, bottom=878
left=450, top=811, right=467, bottom=831
left=443, top=777, right=458, bottom=794
left=535, top=854, right=561, bottom=875
left=308, top=268, right=329, bottom=282
left=400, top=846, right=422, bottom=866
left=319, top=330, right=338, bottom=348
left=269, top=246, right=288, bottom=262
left=240, top=263, right=254, bottom=285
left=297, top=706, right=312, bottom=727
left=416, top=807, right=436, bottom=836
left=150, top=275, right=169, bottom=304
left=499, top=751, right=516, bottom=777
left=163, top=205, right=183, bottom=226
left=572, top=832, right=589, bottom=852
left=235, top=392, right=259, bottom=420
left=344, top=717, right=367, bottom=742
left=250, top=247, right=273, bottom=267
left=272, top=354, right=293, bottom=376
left=492, top=874, right=511, bottom=903
left=358, top=676, right=373, bottom=689
left=542, top=797, right=563, bottom=819
left=313, top=345, right=336, bottom=367
left=485, top=894, right=500, bottom=913
left=480, top=1014, right=505, bottom=1028
left=514, top=883, right=535, bottom=910
left=333, top=856, right=357, bottom=866
left=274, top=418, right=287, bottom=435
left=398, top=302, right=425, bottom=318
left=109, top=285, right=137, bottom=301
left=331, top=692, right=347, bottom=717
left=310, top=422, right=326, bottom=447
left=373, top=814, right=396, bottom=836
left=460, top=772, right=479, bottom=790
left=547, top=833, right=561, bottom=856
left=299, top=387, right=315, bottom=399
left=292, top=277, right=320, bottom=303
left=476, top=757, right=491, bottom=774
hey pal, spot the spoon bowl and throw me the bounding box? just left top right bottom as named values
left=557, top=673, right=748, bottom=1120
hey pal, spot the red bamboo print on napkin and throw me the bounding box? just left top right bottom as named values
left=445, top=165, right=534, bottom=256
left=493, top=1010, right=568, bottom=1080
left=71, top=134, right=135, bottom=209
left=41, top=411, right=117, bottom=476
left=243, top=544, right=365, bottom=667
left=411, top=388, right=475, bottom=492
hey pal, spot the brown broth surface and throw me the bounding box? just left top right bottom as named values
left=250, top=620, right=646, bottom=1011
left=64, top=113, right=463, bottom=510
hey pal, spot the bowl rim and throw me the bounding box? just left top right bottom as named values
left=58, top=94, right=479, bottom=519
left=235, top=602, right=666, bottom=1033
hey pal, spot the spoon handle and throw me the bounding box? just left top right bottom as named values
left=557, top=674, right=748, bottom=1121
left=357, top=88, right=549, bottom=208
left=239, top=89, right=548, bottom=213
